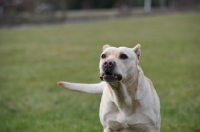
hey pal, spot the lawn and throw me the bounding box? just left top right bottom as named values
left=0, top=12, right=200, bottom=132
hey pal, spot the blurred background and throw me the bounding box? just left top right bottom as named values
left=0, top=0, right=200, bottom=132
left=0, top=0, right=200, bottom=26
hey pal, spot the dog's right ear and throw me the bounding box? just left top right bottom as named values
left=102, top=44, right=111, bottom=51
left=133, top=44, right=141, bottom=60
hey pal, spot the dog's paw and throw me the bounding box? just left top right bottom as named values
left=107, top=120, right=126, bottom=131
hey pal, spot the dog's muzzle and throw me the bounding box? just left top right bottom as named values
left=100, top=60, right=122, bottom=82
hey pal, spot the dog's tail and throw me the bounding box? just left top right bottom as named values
left=57, top=81, right=105, bottom=94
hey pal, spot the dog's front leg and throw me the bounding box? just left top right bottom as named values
left=57, top=81, right=105, bottom=94
left=103, top=120, right=130, bottom=132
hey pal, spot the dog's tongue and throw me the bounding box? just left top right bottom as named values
left=114, top=75, right=118, bottom=78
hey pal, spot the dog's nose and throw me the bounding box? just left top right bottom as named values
left=102, top=60, right=115, bottom=75
left=103, top=60, right=115, bottom=67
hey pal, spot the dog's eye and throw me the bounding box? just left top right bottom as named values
left=101, top=54, right=106, bottom=59
left=119, top=54, right=128, bottom=59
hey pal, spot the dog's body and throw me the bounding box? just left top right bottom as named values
left=58, top=44, right=160, bottom=132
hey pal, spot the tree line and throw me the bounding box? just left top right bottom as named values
left=0, top=0, right=199, bottom=15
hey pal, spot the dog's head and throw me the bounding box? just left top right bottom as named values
left=99, top=44, right=141, bottom=83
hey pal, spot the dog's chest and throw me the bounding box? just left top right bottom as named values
left=99, top=98, right=154, bottom=132
left=99, top=100, right=125, bottom=128
left=99, top=85, right=152, bottom=131
left=99, top=88, right=135, bottom=127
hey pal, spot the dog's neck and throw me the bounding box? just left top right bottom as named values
left=107, top=67, right=140, bottom=115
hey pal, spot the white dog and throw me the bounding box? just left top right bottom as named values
left=58, top=44, right=161, bottom=132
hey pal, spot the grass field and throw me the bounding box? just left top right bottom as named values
left=0, top=12, right=200, bottom=132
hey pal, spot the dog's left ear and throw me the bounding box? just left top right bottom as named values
left=133, top=44, right=141, bottom=60
left=102, top=44, right=111, bottom=51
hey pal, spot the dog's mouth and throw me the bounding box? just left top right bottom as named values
left=100, top=72, right=122, bottom=82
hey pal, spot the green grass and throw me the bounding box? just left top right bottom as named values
left=0, top=12, right=200, bottom=132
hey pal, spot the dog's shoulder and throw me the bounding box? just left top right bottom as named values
left=145, top=76, right=154, bottom=89
left=137, top=65, right=154, bottom=90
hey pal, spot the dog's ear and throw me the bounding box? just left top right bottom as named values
left=102, top=44, right=111, bottom=51
left=133, top=44, right=141, bottom=60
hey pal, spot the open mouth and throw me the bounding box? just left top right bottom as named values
left=100, top=72, right=122, bottom=82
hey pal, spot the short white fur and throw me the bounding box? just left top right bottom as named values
left=58, top=44, right=161, bottom=132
